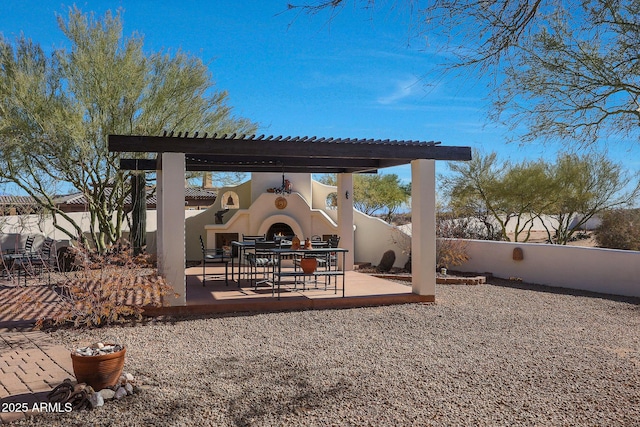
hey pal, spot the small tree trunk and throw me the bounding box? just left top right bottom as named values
left=131, top=173, right=146, bottom=256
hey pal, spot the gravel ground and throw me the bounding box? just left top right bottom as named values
left=13, top=280, right=640, bottom=426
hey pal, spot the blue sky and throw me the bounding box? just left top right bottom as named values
left=1, top=1, right=639, bottom=188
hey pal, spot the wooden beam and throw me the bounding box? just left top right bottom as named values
left=109, top=135, right=472, bottom=161
left=120, top=157, right=385, bottom=173
left=120, top=159, right=157, bottom=170
left=186, top=155, right=384, bottom=168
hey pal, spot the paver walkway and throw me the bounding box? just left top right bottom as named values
left=0, top=283, right=75, bottom=424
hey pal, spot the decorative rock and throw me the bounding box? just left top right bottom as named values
left=74, top=342, right=124, bottom=357
left=377, top=250, right=396, bottom=272
left=124, top=372, right=134, bottom=382
left=114, top=386, right=128, bottom=400
left=98, top=388, right=116, bottom=400
left=88, top=392, right=104, bottom=408
left=125, top=383, right=134, bottom=395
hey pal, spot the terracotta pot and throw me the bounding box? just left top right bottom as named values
left=291, top=236, right=301, bottom=250
left=71, top=346, right=126, bottom=390
left=300, top=257, right=317, bottom=274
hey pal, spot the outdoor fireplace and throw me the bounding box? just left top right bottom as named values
left=267, top=223, right=294, bottom=240
left=215, top=232, right=239, bottom=256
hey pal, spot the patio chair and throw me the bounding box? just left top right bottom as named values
left=246, top=240, right=277, bottom=290
left=241, top=234, right=267, bottom=274
left=295, top=236, right=332, bottom=270
left=320, top=235, right=342, bottom=287
left=20, top=235, right=36, bottom=254
left=200, top=235, right=229, bottom=286
left=28, top=237, right=56, bottom=284
left=327, top=235, right=341, bottom=265
left=11, top=236, right=53, bottom=285
left=2, top=235, right=35, bottom=281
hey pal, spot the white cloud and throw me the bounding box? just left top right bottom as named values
left=377, top=77, right=422, bottom=105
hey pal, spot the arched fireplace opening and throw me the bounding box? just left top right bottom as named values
left=267, top=222, right=294, bottom=240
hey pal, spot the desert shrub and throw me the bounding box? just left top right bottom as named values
left=391, top=213, right=412, bottom=226
left=389, top=213, right=473, bottom=271
left=594, top=209, right=640, bottom=250
left=436, top=238, right=470, bottom=269
left=12, top=241, right=175, bottom=328
left=435, top=213, right=472, bottom=269
left=437, top=212, right=500, bottom=240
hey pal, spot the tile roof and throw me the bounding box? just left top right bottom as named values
left=0, top=188, right=216, bottom=208
left=0, top=195, right=37, bottom=205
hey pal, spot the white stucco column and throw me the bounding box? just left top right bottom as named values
left=337, top=173, right=354, bottom=270
left=411, top=159, right=436, bottom=296
left=157, top=153, right=186, bottom=305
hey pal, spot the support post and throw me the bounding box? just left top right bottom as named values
left=157, top=153, right=186, bottom=305
left=131, top=172, right=146, bottom=256
left=411, top=159, right=436, bottom=297
left=337, top=173, right=354, bottom=270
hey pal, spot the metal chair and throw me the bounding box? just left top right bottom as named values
left=199, top=235, right=229, bottom=286
left=11, top=236, right=52, bottom=285
left=30, top=237, right=56, bottom=284
left=5, top=235, right=35, bottom=282
left=246, top=240, right=277, bottom=289
left=240, top=235, right=266, bottom=278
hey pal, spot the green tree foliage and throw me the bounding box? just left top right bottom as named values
left=353, top=174, right=410, bottom=222
left=0, top=7, right=256, bottom=252
left=317, top=173, right=410, bottom=222
left=444, top=150, right=639, bottom=243
left=445, top=151, right=554, bottom=242
left=595, top=209, right=640, bottom=250
left=293, top=1, right=640, bottom=147
left=540, top=153, right=640, bottom=244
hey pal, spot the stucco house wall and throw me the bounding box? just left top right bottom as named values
left=197, top=174, right=409, bottom=268
left=1, top=173, right=411, bottom=268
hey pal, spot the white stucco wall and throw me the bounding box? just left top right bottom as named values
left=1, top=173, right=414, bottom=269
left=0, top=212, right=94, bottom=241
left=250, top=173, right=312, bottom=205
left=353, top=210, right=410, bottom=268
left=201, top=191, right=340, bottom=261
left=456, top=239, right=640, bottom=297
left=0, top=210, right=204, bottom=256
left=311, top=180, right=337, bottom=213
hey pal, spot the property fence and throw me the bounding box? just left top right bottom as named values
left=454, top=239, right=640, bottom=298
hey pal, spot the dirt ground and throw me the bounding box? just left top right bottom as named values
left=507, top=230, right=597, bottom=247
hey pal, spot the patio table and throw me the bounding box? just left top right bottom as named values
left=230, top=240, right=255, bottom=284
left=230, top=240, right=294, bottom=284
left=2, top=252, right=42, bottom=283
left=269, top=247, right=348, bottom=300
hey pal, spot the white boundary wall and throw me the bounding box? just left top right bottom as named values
left=0, top=210, right=203, bottom=253
left=455, top=239, right=640, bottom=298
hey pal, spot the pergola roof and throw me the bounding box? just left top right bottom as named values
left=109, top=133, right=472, bottom=174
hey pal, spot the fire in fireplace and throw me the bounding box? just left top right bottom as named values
left=267, top=222, right=294, bottom=240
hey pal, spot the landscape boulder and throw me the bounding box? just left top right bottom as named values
left=377, top=250, right=396, bottom=272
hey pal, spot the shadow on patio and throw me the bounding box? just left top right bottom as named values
left=144, top=265, right=434, bottom=317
